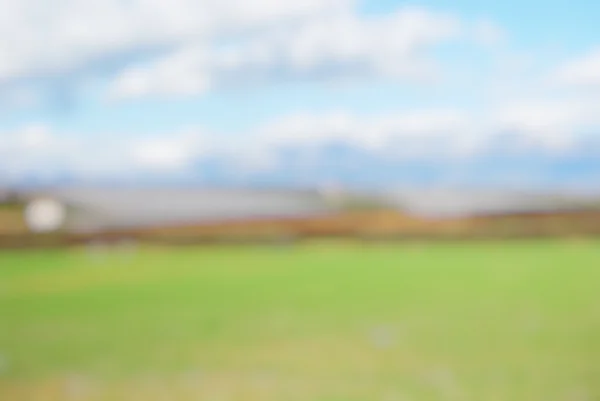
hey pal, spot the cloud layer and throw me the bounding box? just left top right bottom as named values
left=0, top=0, right=349, bottom=81
left=1, top=0, right=599, bottom=189
left=109, top=6, right=461, bottom=98
left=3, top=102, right=600, bottom=188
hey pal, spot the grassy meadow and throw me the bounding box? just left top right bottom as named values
left=0, top=240, right=599, bottom=400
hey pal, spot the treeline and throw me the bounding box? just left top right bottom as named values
left=2, top=209, right=600, bottom=248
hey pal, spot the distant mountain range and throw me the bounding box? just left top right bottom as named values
left=3, top=132, right=600, bottom=192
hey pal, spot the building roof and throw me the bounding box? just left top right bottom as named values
left=27, top=187, right=340, bottom=233
left=387, top=189, right=600, bottom=218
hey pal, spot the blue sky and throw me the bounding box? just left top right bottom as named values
left=1, top=0, right=599, bottom=189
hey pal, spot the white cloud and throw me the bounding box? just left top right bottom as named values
left=5, top=99, right=597, bottom=178
left=495, top=97, right=600, bottom=150
left=282, top=7, right=460, bottom=77
left=552, top=48, right=600, bottom=88
left=132, top=139, right=193, bottom=170
left=0, top=124, right=69, bottom=178
left=19, top=124, right=53, bottom=150
left=0, top=123, right=216, bottom=179
left=255, top=95, right=600, bottom=159
left=0, top=111, right=461, bottom=179
left=108, top=6, right=462, bottom=99
left=2, top=98, right=600, bottom=187
left=1, top=125, right=138, bottom=178
left=110, top=47, right=213, bottom=98
left=129, top=129, right=211, bottom=170
left=253, top=109, right=484, bottom=162
left=260, top=109, right=470, bottom=142
left=0, top=123, right=57, bottom=155
left=0, top=0, right=511, bottom=103
left=0, top=0, right=351, bottom=82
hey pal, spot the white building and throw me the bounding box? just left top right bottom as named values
left=22, top=188, right=342, bottom=234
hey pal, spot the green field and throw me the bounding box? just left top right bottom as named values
left=1, top=240, right=599, bottom=400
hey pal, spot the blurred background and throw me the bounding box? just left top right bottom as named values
left=1, top=0, right=600, bottom=400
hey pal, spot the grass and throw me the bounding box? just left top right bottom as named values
left=0, top=240, right=599, bottom=400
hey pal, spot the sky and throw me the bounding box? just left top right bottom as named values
left=0, top=0, right=599, bottom=190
